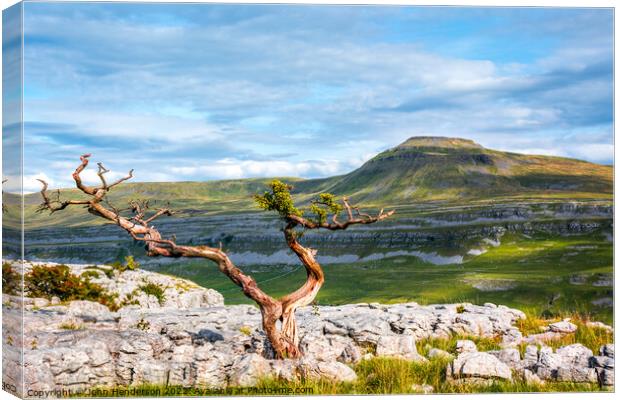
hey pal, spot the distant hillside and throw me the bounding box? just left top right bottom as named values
left=293, top=136, right=613, bottom=203
left=9, top=136, right=613, bottom=228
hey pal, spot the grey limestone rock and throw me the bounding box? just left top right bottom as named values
left=448, top=352, right=512, bottom=381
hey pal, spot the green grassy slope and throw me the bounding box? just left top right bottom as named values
left=293, top=137, right=613, bottom=203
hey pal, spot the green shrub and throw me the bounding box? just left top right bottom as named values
left=111, top=256, right=141, bottom=273
left=2, top=262, right=21, bottom=295
left=85, top=266, right=115, bottom=279
left=25, top=264, right=106, bottom=301
left=138, top=282, right=166, bottom=306
left=98, top=292, right=121, bottom=312
left=24, top=264, right=122, bottom=311
left=125, top=256, right=140, bottom=271
left=81, top=270, right=101, bottom=279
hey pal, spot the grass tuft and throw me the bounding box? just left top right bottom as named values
left=138, top=281, right=167, bottom=306
left=416, top=334, right=502, bottom=357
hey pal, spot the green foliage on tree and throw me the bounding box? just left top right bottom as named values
left=310, top=193, right=343, bottom=224
left=254, top=180, right=302, bottom=218
left=254, top=180, right=342, bottom=225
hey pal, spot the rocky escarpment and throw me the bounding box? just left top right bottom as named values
left=2, top=261, right=614, bottom=396
left=4, top=201, right=612, bottom=266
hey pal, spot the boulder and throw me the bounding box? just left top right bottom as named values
left=338, top=343, right=362, bottom=364
left=548, top=320, right=577, bottom=334
left=537, top=346, right=562, bottom=370
left=298, top=358, right=357, bottom=383
left=228, top=353, right=272, bottom=387
left=193, top=345, right=232, bottom=388
left=448, top=352, right=512, bottom=381
left=133, top=362, right=169, bottom=386
left=327, top=311, right=391, bottom=344
left=428, top=348, right=453, bottom=360
left=269, top=359, right=299, bottom=382
left=454, top=313, right=495, bottom=337
left=556, top=366, right=597, bottom=383
left=487, top=348, right=520, bottom=368
left=166, top=329, right=193, bottom=346
left=534, top=367, right=556, bottom=381
left=375, top=335, right=426, bottom=362
left=300, top=332, right=356, bottom=362
left=556, top=344, right=593, bottom=367
left=455, top=339, right=477, bottom=354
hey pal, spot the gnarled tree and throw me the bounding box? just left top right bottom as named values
left=38, top=154, right=394, bottom=358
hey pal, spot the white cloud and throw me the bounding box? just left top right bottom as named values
left=566, top=143, right=614, bottom=164
left=20, top=173, right=54, bottom=194
left=171, top=158, right=344, bottom=180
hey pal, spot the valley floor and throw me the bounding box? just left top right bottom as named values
left=154, top=231, right=613, bottom=324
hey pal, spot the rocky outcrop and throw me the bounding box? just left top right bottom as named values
left=520, top=344, right=601, bottom=384
left=443, top=342, right=616, bottom=387
left=3, top=298, right=530, bottom=394
left=2, top=261, right=614, bottom=395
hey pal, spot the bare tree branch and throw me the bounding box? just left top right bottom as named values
left=108, top=169, right=134, bottom=189
left=96, top=162, right=110, bottom=189
left=343, top=196, right=354, bottom=220
left=144, top=208, right=174, bottom=224
left=72, top=154, right=96, bottom=195
left=286, top=201, right=394, bottom=230
left=36, top=179, right=90, bottom=213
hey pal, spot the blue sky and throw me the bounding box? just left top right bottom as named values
left=14, top=3, right=614, bottom=191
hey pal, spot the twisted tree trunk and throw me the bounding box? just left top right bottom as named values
left=278, top=223, right=325, bottom=355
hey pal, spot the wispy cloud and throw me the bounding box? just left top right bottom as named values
left=15, top=4, right=613, bottom=189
